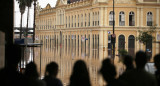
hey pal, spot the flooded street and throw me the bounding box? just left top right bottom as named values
left=32, top=38, right=124, bottom=86
left=33, top=43, right=104, bottom=86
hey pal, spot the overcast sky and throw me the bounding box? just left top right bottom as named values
left=14, top=0, right=57, bottom=28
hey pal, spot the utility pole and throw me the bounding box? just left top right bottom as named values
left=112, top=0, right=115, bottom=63
left=33, top=0, right=37, bottom=43
left=33, top=0, right=37, bottom=62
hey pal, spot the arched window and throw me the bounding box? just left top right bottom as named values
left=81, top=14, right=83, bottom=27
left=85, top=14, right=87, bottom=27
left=146, top=37, right=152, bottom=59
left=72, top=16, right=73, bottom=27
left=93, top=12, right=94, bottom=26
left=129, top=11, right=135, bottom=26
left=109, top=11, right=115, bottom=26
left=147, top=12, right=153, bottom=26
left=95, top=12, right=97, bottom=26
left=119, top=11, right=125, bottom=26
left=69, top=16, right=70, bottom=27
left=88, top=13, right=90, bottom=26
left=65, top=17, right=67, bottom=28
left=75, top=15, right=76, bottom=27
left=78, top=15, right=79, bottom=27
left=118, top=35, right=125, bottom=50
left=98, top=12, right=99, bottom=26
left=128, top=35, right=135, bottom=57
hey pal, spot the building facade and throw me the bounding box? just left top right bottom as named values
left=35, top=0, right=160, bottom=61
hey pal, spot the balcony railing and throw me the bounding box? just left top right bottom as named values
left=109, top=21, right=113, bottom=26
left=119, top=21, right=125, bottom=26
left=129, top=21, right=135, bottom=26
left=147, top=21, right=152, bottom=26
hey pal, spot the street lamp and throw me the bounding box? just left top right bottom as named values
left=112, top=0, right=115, bottom=63
left=33, top=0, right=37, bottom=43
left=33, top=0, right=37, bottom=62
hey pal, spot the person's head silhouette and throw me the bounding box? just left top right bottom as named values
left=45, top=62, right=58, bottom=78
left=135, top=51, right=148, bottom=69
left=123, top=55, right=134, bottom=70
left=24, top=62, right=39, bottom=79
left=99, top=58, right=116, bottom=83
left=72, top=60, right=89, bottom=75
left=69, top=60, right=91, bottom=86
left=154, top=54, right=160, bottom=70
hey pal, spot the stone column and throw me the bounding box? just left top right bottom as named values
left=86, top=10, right=89, bottom=27
left=136, top=31, right=140, bottom=51
left=67, top=33, right=69, bottom=56
left=104, top=30, right=108, bottom=58
left=90, top=30, right=93, bottom=59
left=140, top=8, right=143, bottom=27
left=86, top=31, right=89, bottom=59
left=83, top=10, right=85, bottom=27
left=90, top=9, right=93, bottom=26
left=70, top=32, right=72, bottom=58
left=99, top=7, right=103, bottom=26
left=125, top=35, right=128, bottom=51
left=156, top=32, right=159, bottom=54
left=137, top=8, right=140, bottom=27
left=104, top=7, right=107, bottom=26
left=79, top=31, right=82, bottom=58
left=93, top=34, right=96, bottom=59
left=0, top=31, right=5, bottom=69
left=156, top=8, right=159, bottom=26
left=76, top=32, right=78, bottom=58
left=99, top=30, right=104, bottom=61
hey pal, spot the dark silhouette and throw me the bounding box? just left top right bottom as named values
left=99, top=58, right=119, bottom=86
left=0, top=44, right=28, bottom=86
left=123, top=55, right=134, bottom=71
left=24, top=62, right=46, bottom=86
left=43, top=62, right=63, bottom=86
left=119, top=51, right=157, bottom=86
left=154, top=54, right=160, bottom=86
left=69, top=60, right=91, bottom=86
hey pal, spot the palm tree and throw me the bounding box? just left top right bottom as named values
left=17, top=0, right=26, bottom=39
left=26, top=0, right=33, bottom=39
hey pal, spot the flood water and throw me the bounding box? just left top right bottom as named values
left=26, top=41, right=125, bottom=86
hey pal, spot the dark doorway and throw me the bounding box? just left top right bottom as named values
left=118, top=35, right=125, bottom=50
left=128, top=35, right=135, bottom=57
left=146, top=38, right=152, bottom=59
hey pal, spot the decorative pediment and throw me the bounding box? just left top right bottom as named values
left=56, top=0, right=66, bottom=7
left=43, top=3, right=51, bottom=10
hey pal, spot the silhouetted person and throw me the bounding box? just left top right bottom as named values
left=123, top=55, right=134, bottom=71
left=69, top=60, right=91, bottom=86
left=0, top=44, right=28, bottom=86
left=99, top=58, right=119, bottom=86
left=43, top=62, right=63, bottom=86
left=24, top=62, right=46, bottom=86
left=119, top=51, right=157, bottom=86
left=154, top=54, right=160, bottom=86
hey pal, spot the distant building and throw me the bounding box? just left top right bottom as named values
left=35, top=0, right=160, bottom=61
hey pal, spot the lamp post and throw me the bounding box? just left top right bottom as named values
left=33, top=0, right=37, bottom=43
left=112, top=0, right=115, bottom=63
left=33, top=0, right=37, bottom=62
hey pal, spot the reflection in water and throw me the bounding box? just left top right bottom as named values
left=33, top=35, right=124, bottom=86
left=34, top=39, right=105, bottom=86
